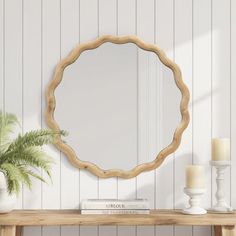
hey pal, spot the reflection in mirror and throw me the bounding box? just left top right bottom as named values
left=54, top=42, right=181, bottom=171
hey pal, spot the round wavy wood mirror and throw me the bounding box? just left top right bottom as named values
left=45, top=35, right=190, bottom=178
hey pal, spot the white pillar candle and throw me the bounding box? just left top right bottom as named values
left=212, top=138, right=230, bottom=161
left=186, top=165, right=205, bottom=188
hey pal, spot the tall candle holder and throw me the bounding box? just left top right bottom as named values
left=182, top=188, right=207, bottom=215
left=210, top=161, right=232, bottom=213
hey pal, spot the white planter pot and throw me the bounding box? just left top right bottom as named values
left=0, top=171, right=16, bottom=213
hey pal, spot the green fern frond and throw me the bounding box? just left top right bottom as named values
left=0, top=163, right=32, bottom=194
left=2, top=146, right=53, bottom=168
left=0, top=110, right=67, bottom=195
left=17, top=147, right=53, bottom=179
left=0, top=111, right=19, bottom=152
left=0, top=147, right=53, bottom=185
left=7, top=129, right=67, bottom=152
left=26, top=169, right=46, bottom=183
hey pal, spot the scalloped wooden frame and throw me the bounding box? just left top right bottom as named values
left=45, top=35, right=190, bottom=178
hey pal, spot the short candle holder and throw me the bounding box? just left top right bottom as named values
left=182, top=187, right=207, bottom=215
left=210, top=161, right=233, bottom=213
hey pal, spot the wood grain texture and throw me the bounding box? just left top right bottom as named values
left=215, top=226, right=223, bottom=236
left=15, top=227, right=22, bottom=236
left=0, top=226, right=16, bottom=236
left=0, top=210, right=236, bottom=226
left=222, top=226, right=235, bottom=236
left=45, top=35, right=190, bottom=178
left=214, top=226, right=235, bottom=236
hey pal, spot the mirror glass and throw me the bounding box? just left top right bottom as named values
left=54, top=42, right=181, bottom=171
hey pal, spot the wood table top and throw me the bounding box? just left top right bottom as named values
left=0, top=209, right=236, bottom=226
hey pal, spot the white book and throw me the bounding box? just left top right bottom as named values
left=81, top=209, right=150, bottom=215
left=80, top=199, right=149, bottom=210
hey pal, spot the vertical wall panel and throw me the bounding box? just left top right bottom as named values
left=192, top=0, right=212, bottom=235
left=42, top=0, right=61, bottom=208
left=99, top=0, right=117, bottom=35
left=60, top=0, right=80, bottom=236
left=174, top=0, right=193, bottom=236
left=22, top=0, right=42, bottom=235
left=155, top=0, right=174, bottom=235
left=136, top=1, right=155, bottom=236
left=231, top=0, right=236, bottom=210
left=79, top=1, right=99, bottom=236
left=117, top=1, right=136, bottom=236
left=212, top=0, right=231, bottom=208
left=0, top=0, right=3, bottom=110
left=42, top=0, right=61, bottom=236
left=80, top=0, right=98, bottom=43
left=23, top=0, right=42, bottom=209
left=98, top=1, right=117, bottom=236
left=4, top=0, right=23, bottom=210
left=60, top=0, right=80, bottom=211
left=117, top=0, right=136, bottom=36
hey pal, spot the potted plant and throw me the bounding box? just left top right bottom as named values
left=0, top=111, right=66, bottom=213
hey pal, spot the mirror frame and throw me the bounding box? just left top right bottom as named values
left=45, top=35, right=190, bottom=178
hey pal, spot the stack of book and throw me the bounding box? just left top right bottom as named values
left=80, top=199, right=150, bottom=214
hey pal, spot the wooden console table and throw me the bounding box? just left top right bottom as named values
left=0, top=210, right=235, bottom=236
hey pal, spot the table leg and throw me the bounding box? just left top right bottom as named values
left=0, top=226, right=16, bottom=236
left=214, top=226, right=235, bottom=236
left=215, top=226, right=223, bottom=236
left=15, top=227, right=22, bottom=236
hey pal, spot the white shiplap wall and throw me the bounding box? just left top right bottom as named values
left=0, top=0, right=235, bottom=236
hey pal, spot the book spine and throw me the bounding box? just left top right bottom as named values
left=81, top=209, right=150, bottom=215
left=81, top=202, right=149, bottom=210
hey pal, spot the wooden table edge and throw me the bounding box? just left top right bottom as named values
left=0, top=209, right=236, bottom=226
